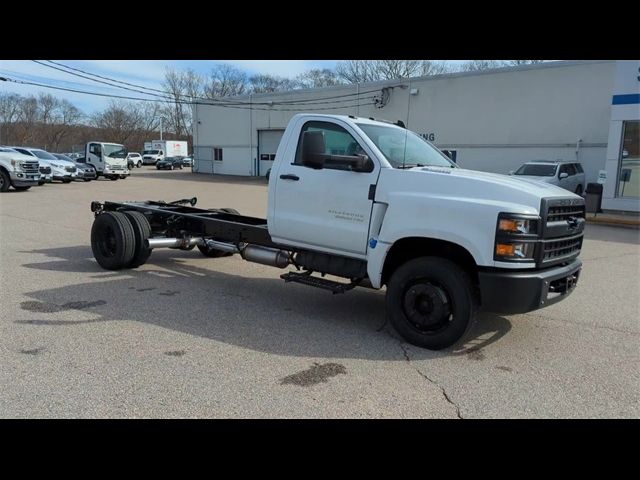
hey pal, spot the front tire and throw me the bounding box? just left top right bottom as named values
left=62, top=178, right=72, bottom=184
left=386, top=257, right=476, bottom=350
left=90, top=211, right=136, bottom=270
left=137, top=161, right=142, bottom=168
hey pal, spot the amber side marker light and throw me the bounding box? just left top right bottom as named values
left=496, top=243, right=516, bottom=256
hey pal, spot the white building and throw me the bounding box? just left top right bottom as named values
left=193, top=60, right=640, bottom=213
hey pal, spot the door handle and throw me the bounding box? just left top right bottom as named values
left=280, top=174, right=299, bottom=181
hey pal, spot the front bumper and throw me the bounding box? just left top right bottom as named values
left=478, top=258, right=582, bottom=314
left=10, top=172, right=40, bottom=187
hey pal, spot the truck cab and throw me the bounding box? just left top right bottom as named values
left=85, top=142, right=130, bottom=180
left=142, top=148, right=164, bottom=165
left=89, top=114, right=584, bottom=350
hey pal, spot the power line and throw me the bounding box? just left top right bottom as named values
left=0, top=76, right=377, bottom=112
left=38, top=60, right=387, bottom=106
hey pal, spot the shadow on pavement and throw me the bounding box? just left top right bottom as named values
left=18, top=244, right=513, bottom=361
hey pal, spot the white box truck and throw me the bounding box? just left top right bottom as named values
left=142, top=140, right=188, bottom=165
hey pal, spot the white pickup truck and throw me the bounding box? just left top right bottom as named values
left=0, top=147, right=41, bottom=191
left=89, top=114, right=584, bottom=349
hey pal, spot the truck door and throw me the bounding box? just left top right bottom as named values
left=87, top=143, right=103, bottom=173
left=272, top=120, right=378, bottom=256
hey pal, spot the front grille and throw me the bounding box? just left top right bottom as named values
left=546, top=205, right=585, bottom=225
left=22, top=161, right=40, bottom=174
left=542, top=235, right=583, bottom=262
left=39, top=166, right=52, bottom=174
left=110, top=165, right=124, bottom=171
left=65, top=166, right=77, bottom=173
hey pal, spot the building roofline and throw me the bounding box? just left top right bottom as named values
left=213, top=60, right=615, bottom=103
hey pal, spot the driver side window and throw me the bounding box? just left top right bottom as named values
left=294, top=121, right=365, bottom=170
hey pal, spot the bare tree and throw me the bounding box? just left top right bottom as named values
left=91, top=100, right=144, bottom=144
left=204, top=64, right=248, bottom=98
left=460, top=60, right=506, bottom=71
left=504, top=60, right=545, bottom=66
left=0, top=93, right=22, bottom=144
left=336, top=60, right=453, bottom=83
left=249, top=74, right=301, bottom=94
left=45, top=99, right=83, bottom=151
left=295, top=69, right=343, bottom=88
left=162, top=67, right=204, bottom=137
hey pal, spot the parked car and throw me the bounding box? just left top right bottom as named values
left=180, top=155, right=193, bottom=167
left=127, top=152, right=143, bottom=169
left=510, top=160, right=586, bottom=195
left=9, top=147, right=78, bottom=183
left=0, top=146, right=41, bottom=192
left=156, top=157, right=184, bottom=170
left=53, top=154, right=96, bottom=181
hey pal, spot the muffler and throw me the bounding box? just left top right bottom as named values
left=241, top=245, right=290, bottom=268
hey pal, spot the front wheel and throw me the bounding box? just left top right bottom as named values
left=137, top=161, right=142, bottom=168
left=62, top=178, right=72, bottom=184
left=109, top=176, right=118, bottom=181
left=386, top=257, right=476, bottom=350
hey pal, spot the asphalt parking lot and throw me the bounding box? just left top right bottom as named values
left=1, top=169, right=638, bottom=418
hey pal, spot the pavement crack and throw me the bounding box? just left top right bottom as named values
left=399, top=342, right=463, bottom=419
left=523, top=312, right=640, bottom=336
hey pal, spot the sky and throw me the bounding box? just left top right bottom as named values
left=0, top=60, right=467, bottom=114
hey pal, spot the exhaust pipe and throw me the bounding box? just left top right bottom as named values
left=146, top=237, right=204, bottom=249
left=241, top=245, right=290, bottom=268
left=146, top=237, right=289, bottom=268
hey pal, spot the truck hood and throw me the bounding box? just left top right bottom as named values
left=377, top=166, right=579, bottom=215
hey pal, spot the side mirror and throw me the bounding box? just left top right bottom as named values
left=559, top=172, right=569, bottom=179
left=301, top=130, right=327, bottom=169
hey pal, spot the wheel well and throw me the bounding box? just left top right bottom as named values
left=381, top=237, right=479, bottom=286
left=0, top=165, right=9, bottom=175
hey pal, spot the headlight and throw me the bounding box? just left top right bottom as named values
left=498, top=218, right=537, bottom=235
left=494, top=213, right=540, bottom=262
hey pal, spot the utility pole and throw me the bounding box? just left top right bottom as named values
left=160, top=117, right=163, bottom=141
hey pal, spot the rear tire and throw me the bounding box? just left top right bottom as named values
left=197, top=208, right=239, bottom=258
left=110, top=176, right=118, bottom=181
left=386, top=257, right=476, bottom=350
left=62, top=178, right=72, bottom=184
left=0, top=169, right=9, bottom=192
left=123, top=210, right=152, bottom=268
left=91, top=211, right=136, bottom=270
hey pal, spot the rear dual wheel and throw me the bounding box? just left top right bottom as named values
left=90, top=211, right=152, bottom=270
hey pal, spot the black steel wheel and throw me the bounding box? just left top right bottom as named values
left=386, top=257, right=476, bottom=350
left=90, top=211, right=136, bottom=270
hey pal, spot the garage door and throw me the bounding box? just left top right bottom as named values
left=258, top=129, right=284, bottom=177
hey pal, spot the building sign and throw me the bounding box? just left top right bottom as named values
left=597, top=170, right=607, bottom=184
left=419, top=133, right=435, bottom=142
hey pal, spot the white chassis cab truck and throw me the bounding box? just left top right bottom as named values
left=0, top=147, right=40, bottom=192
left=85, top=142, right=130, bottom=180
left=88, top=114, right=585, bottom=350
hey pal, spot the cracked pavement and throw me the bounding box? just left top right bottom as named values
left=1, top=170, right=638, bottom=418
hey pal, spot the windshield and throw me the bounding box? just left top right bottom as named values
left=143, top=150, right=160, bottom=155
left=357, top=123, right=455, bottom=169
left=103, top=144, right=128, bottom=158
left=32, top=149, right=58, bottom=160
left=54, top=153, right=72, bottom=161
left=514, top=164, right=557, bottom=176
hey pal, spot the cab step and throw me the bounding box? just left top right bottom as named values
left=280, top=271, right=357, bottom=294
